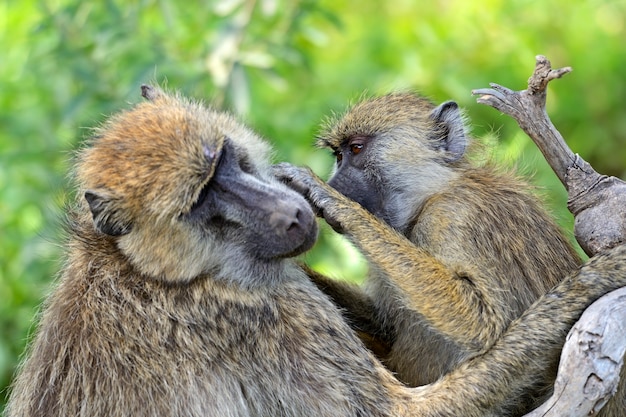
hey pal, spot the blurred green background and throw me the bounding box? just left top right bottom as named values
left=1, top=0, right=625, bottom=409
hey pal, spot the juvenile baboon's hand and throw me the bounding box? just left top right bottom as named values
left=271, top=163, right=320, bottom=207
left=271, top=162, right=350, bottom=233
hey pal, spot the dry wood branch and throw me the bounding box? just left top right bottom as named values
left=472, top=55, right=578, bottom=185
left=523, top=286, right=626, bottom=417
left=472, top=55, right=626, bottom=256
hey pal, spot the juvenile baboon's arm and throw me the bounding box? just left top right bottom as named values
left=275, top=163, right=507, bottom=352
left=405, top=244, right=626, bottom=417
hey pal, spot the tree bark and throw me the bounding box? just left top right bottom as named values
left=523, top=287, right=626, bottom=417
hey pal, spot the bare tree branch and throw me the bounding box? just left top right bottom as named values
left=472, top=56, right=577, bottom=185
left=472, top=55, right=626, bottom=256
left=472, top=55, right=626, bottom=416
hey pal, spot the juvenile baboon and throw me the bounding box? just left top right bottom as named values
left=273, top=93, right=582, bottom=391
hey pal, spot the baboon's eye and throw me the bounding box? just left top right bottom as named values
left=238, top=155, right=254, bottom=174
left=333, top=149, right=343, bottom=163
left=189, top=180, right=211, bottom=214
left=348, top=137, right=366, bottom=156
left=350, top=143, right=363, bottom=155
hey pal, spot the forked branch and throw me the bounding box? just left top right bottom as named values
left=472, top=55, right=626, bottom=256
left=473, top=56, right=577, bottom=185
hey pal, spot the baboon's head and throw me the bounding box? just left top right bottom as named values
left=317, top=92, right=469, bottom=232
left=77, top=85, right=317, bottom=284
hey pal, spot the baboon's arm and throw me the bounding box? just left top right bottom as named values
left=275, top=163, right=506, bottom=351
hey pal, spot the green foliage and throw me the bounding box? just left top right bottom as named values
left=1, top=0, right=624, bottom=409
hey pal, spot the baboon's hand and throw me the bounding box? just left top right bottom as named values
left=271, top=163, right=348, bottom=233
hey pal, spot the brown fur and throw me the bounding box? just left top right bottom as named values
left=4, top=87, right=407, bottom=416
left=274, top=92, right=620, bottom=413
left=316, top=93, right=582, bottom=384
left=274, top=159, right=626, bottom=415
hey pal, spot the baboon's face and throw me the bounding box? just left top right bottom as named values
left=316, top=94, right=439, bottom=225
left=181, top=138, right=319, bottom=261
left=78, top=89, right=317, bottom=282
left=315, top=94, right=467, bottom=233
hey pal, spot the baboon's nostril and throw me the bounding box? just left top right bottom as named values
left=287, top=209, right=302, bottom=232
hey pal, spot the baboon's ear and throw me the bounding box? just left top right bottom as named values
left=429, top=101, right=467, bottom=162
left=84, top=190, right=132, bottom=236
left=140, top=84, right=164, bottom=101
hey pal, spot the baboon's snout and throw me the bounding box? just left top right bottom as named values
left=268, top=199, right=318, bottom=256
